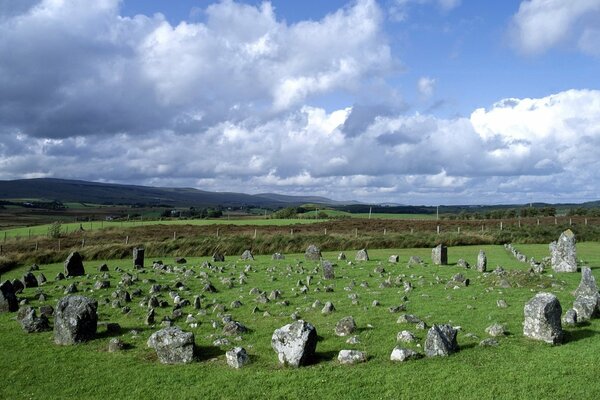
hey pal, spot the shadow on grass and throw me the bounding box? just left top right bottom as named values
left=307, top=350, right=338, bottom=365
left=196, top=345, right=226, bottom=361
left=565, top=328, right=597, bottom=343
left=96, top=324, right=146, bottom=339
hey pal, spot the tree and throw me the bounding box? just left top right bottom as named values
left=48, top=221, right=62, bottom=238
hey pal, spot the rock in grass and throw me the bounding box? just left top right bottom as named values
left=477, top=250, right=487, bottom=272
left=21, top=272, right=38, bottom=288
left=212, top=252, right=225, bottom=262
left=334, top=316, right=357, bottom=337
left=388, top=255, right=400, bottom=263
left=390, top=347, right=421, bottom=362
left=54, top=295, right=98, bottom=345
left=424, top=324, right=459, bottom=357
left=523, top=292, right=563, bottom=345
left=223, top=321, right=247, bottom=336
left=305, top=245, right=322, bottom=261
left=241, top=250, right=254, bottom=261
left=0, top=281, right=18, bottom=313
left=396, top=330, right=416, bottom=343
left=355, top=249, right=369, bottom=261
left=485, top=323, right=507, bottom=337
left=226, top=347, right=250, bottom=369
left=573, top=295, right=599, bottom=322
left=338, top=349, right=367, bottom=364
left=574, top=267, right=599, bottom=297
left=431, top=245, right=448, bottom=265
left=321, top=301, right=335, bottom=315
left=550, top=230, right=577, bottom=273
left=562, top=309, right=577, bottom=326
left=108, top=338, right=126, bottom=353
left=18, top=306, right=50, bottom=333
left=322, top=261, right=335, bottom=280
left=147, top=327, right=195, bottom=364
left=271, top=320, right=317, bottom=367
left=64, top=251, right=85, bottom=277
left=479, top=338, right=499, bottom=347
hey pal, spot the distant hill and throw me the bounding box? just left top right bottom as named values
left=0, top=178, right=352, bottom=208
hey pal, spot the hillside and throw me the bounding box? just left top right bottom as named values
left=0, top=178, right=347, bottom=208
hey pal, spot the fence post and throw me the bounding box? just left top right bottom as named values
left=324, top=228, right=327, bottom=235
left=437, top=225, right=440, bottom=234
left=585, top=218, right=588, bottom=226
left=217, top=228, right=219, bottom=237
left=254, top=229, right=257, bottom=239
left=383, top=228, right=386, bottom=235
left=500, top=221, right=503, bottom=231
left=290, top=229, right=293, bottom=236
left=173, top=231, right=176, bottom=240
left=569, top=218, right=572, bottom=226
left=355, top=228, right=358, bottom=237
left=457, top=227, right=460, bottom=234
left=58, top=239, right=61, bottom=251
left=125, top=236, right=129, bottom=245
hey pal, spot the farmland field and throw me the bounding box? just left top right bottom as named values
left=1, top=243, right=600, bottom=399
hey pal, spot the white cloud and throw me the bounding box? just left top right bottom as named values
left=417, top=76, right=436, bottom=98
left=390, top=0, right=461, bottom=21
left=509, top=0, right=600, bottom=55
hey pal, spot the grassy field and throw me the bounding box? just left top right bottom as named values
left=1, top=243, right=599, bottom=399
left=302, top=209, right=436, bottom=220
left=0, top=218, right=326, bottom=239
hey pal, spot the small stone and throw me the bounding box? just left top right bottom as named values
left=485, top=323, right=507, bottom=337
left=108, top=338, right=126, bottom=352
left=226, top=347, right=250, bottom=369
left=334, top=316, right=357, bottom=337
left=338, top=349, right=367, bottom=364
left=479, top=338, right=499, bottom=347
left=390, top=347, right=421, bottom=362
left=424, top=324, right=459, bottom=357
left=562, top=309, right=577, bottom=326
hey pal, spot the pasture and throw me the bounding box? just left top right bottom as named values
left=1, top=242, right=600, bottom=399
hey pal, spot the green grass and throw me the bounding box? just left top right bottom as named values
left=2, top=243, right=600, bottom=399
left=0, top=218, right=325, bottom=239
left=301, top=209, right=436, bottom=220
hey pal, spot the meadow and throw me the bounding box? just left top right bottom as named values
left=1, top=242, right=599, bottom=399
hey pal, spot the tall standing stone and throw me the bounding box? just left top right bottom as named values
left=322, top=261, right=335, bottom=280
left=476, top=250, right=487, bottom=272
left=133, top=247, right=144, bottom=268
left=0, top=281, right=18, bottom=312
left=271, top=320, right=317, bottom=367
left=241, top=250, right=254, bottom=260
left=305, top=245, right=322, bottom=261
left=54, top=295, right=98, bottom=345
left=551, top=230, right=577, bottom=273
left=64, top=252, right=85, bottom=277
left=355, top=249, right=369, bottom=261
left=572, top=267, right=600, bottom=321
left=431, top=245, right=448, bottom=265
left=523, top=292, right=563, bottom=344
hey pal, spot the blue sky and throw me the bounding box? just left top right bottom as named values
left=1, top=0, right=600, bottom=204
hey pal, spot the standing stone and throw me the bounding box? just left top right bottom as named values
left=21, top=272, right=38, bottom=288
left=64, top=252, right=85, bottom=277
left=573, top=267, right=600, bottom=321
left=338, top=252, right=346, bottom=261
left=18, top=306, right=51, bottom=333
left=0, top=281, right=18, bottom=312
left=424, top=324, right=459, bottom=357
left=305, top=245, right=322, bottom=261
left=476, top=250, right=487, bottom=272
left=431, top=245, right=448, bottom=265
left=271, top=320, right=317, bottom=367
left=147, top=327, right=195, bottom=364
left=388, top=255, right=399, bottom=263
left=523, top=293, right=563, bottom=344
left=322, top=261, right=335, bottom=280
left=11, top=279, right=24, bottom=294
left=54, top=295, right=98, bottom=345
left=226, top=347, right=250, bottom=369
left=133, top=247, right=144, bottom=268
left=334, top=316, right=357, bottom=337
left=355, top=249, right=369, bottom=262
left=241, top=250, right=254, bottom=261
left=212, top=252, right=225, bottom=262
left=574, top=267, right=599, bottom=298
left=551, top=230, right=577, bottom=273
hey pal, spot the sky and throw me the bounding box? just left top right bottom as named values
left=0, top=0, right=599, bottom=205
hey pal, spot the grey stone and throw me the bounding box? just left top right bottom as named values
left=497, top=299, right=508, bottom=308
left=0, top=281, right=18, bottom=312
left=397, top=314, right=424, bottom=325
left=562, top=309, right=577, bottom=326
left=22, top=272, right=38, bottom=288
left=305, top=245, right=322, bottom=261
left=226, top=347, right=250, bottom=369
left=355, top=249, right=369, bottom=261
left=11, top=279, right=24, bottom=294
left=322, top=261, right=335, bottom=280
left=407, top=256, right=423, bottom=266
left=54, top=295, right=98, bottom=345
left=573, top=295, right=599, bottom=321
left=457, top=259, right=470, bottom=269
left=337, top=252, right=346, bottom=261
left=338, top=349, right=367, bottom=364
left=390, top=347, right=421, bottom=362
left=574, top=267, right=599, bottom=298
left=133, top=247, right=144, bottom=268
left=108, top=338, right=126, bottom=352
left=523, top=292, right=563, bottom=344
left=334, top=316, right=357, bottom=337
left=37, top=273, right=47, bottom=285
left=424, top=324, right=459, bottom=357
left=477, top=250, right=487, bottom=272
left=321, top=301, right=335, bottom=315
left=64, top=252, right=85, bottom=277
left=271, top=320, right=317, bottom=367
left=147, top=327, right=195, bottom=364
left=485, top=323, right=507, bottom=337
left=241, top=250, right=254, bottom=261
left=397, top=330, right=416, bottom=343
left=272, top=253, right=285, bottom=260
left=551, top=230, right=577, bottom=273
left=479, top=338, right=499, bottom=347
left=388, top=255, right=399, bottom=263
left=18, top=306, right=50, bottom=333
left=431, top=245, right=448, bottom=265
left=223, top=321, right=247, bottom=336
left=212, top=252, right=225, bottom=262
left=93, top=280, right=110, bottom=290
left=99, top=263, right=109, bottom=272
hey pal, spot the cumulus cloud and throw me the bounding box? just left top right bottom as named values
left=417, top=77, right=436, bottom=98
left=509, top=0, right=600, bottom=55
left=389, top=0, right=461, bottom=21
left=0, top=0, right=391, bottom=138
